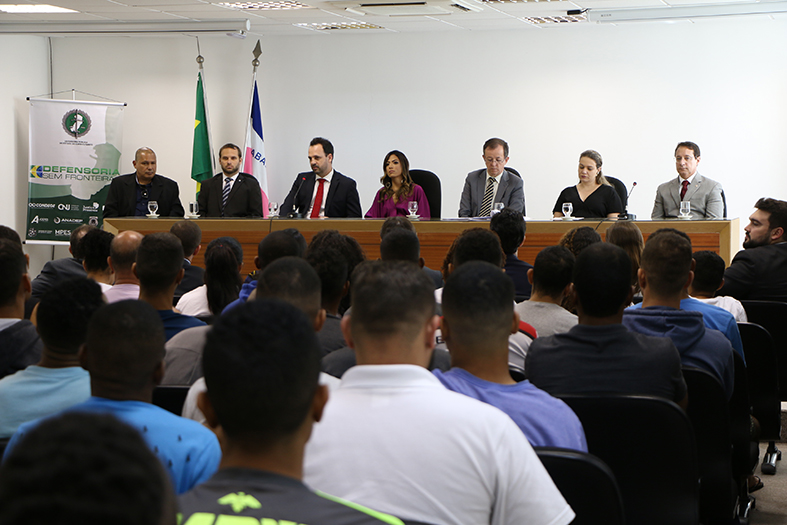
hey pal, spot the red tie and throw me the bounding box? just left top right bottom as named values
left=311, top=178, right=325, bottom=219
left=680, top=180, right=689, bottom=200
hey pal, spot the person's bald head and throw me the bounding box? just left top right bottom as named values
left=109, top=231, right=143, bottom=273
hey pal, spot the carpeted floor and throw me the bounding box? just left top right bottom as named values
left=747, top=442, right=787, bottom=524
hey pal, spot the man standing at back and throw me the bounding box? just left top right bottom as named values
left=718, top=197, right=787, bottom=299
left=280, top=137, right=362, bottom=218
left=103, top=147, right=184, bottom=218
left=304, top=261, right=573, bottom=525
left=197, top=143, right=263, bottom=218
left=651, top=141, right=724, bottom=219
left=459, top=138, right=525, bottom=217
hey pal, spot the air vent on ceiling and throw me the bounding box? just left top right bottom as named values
left=522, top=14, right=586, bottom=24
left=217, top=0, right=312, bottom=9
left=295, top=20, right=386, bottom=29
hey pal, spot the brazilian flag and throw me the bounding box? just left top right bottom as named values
left=191, top=70, right=213, bottom=196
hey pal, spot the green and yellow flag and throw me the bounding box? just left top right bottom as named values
left=191, top=70, right=214, bottom=195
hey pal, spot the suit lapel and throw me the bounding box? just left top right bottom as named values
left=124, top=176, right=138, bottom=216
left=684, top=174, right=703, bottom=202
left=227, top=175, right=244, bottom=204
left=669, top=177, right=682, bottom=207
left=475, top=171, right=486, bottom=215
left=497, top=172, right=510, bottom=202
left=325, top=172, right=341, bottom=215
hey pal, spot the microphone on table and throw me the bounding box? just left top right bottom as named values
left=287, top=176, right=307, bottom=218
left=620, top=181, right=637, bottom=220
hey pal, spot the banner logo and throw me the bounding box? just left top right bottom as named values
left=62, top=109, right=92, bottom=138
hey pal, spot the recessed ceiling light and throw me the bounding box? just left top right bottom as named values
left=521, top=14, right=586, bottom=24
left=0, top=4, right=78, bottom=13
left=295, top=21, right=384, bottom=30
left=216, top=0, right=311, bottom=10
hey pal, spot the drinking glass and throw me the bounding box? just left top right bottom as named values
left=189, top=201, right=199, bottom=216
left=491, top=202, right=505, bottom=216
left=147, top=200, right=159, bottom=216
left=268, top=201, right=279, bottom=217
left=680, top=201, right=691, bottom=217
left=408, top=201, right=418, bottom=217
left=562, top=202, right=573, bottom=218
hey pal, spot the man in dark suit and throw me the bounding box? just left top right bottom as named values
left=459, top=138, right=525, bottom=217
left=280, top=137, right=361, bottom=218
left=102, top=148, right=185, bottom=218
left=197, top=143, right=263, bottom=218
left=718, top=197, right=787, bottom=299
left=31, top=224, right=92, bottom=299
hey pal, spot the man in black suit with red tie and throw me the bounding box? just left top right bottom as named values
left=280, top=137, right=361, bottom=218
left=197, top=143, right=263, bottom=218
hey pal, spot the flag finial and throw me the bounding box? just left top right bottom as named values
left=252, top=40, right=262, bottom=67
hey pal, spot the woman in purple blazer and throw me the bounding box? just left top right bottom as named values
left=365, top=150, right=430, bottom=219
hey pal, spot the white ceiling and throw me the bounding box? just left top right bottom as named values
left=0, top=0, right=774, bottom=35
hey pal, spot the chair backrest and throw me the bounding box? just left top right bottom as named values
left=505, top=167, right=521, bottom=178
left=409, top=169, right=441, bottom=219
left=728, top=351, right=756, bottom=478
left=605, top=176, right=628, bottom=210
left=535, top=447, right=625, bottom=525
left=152, top=385, right=191, bottom=416
left=682, top=367, right=737, bottom=523
left=737, top=321, right=781, bottom=440
left=560, top=395, right=699, bottom=525
left=740, top=301, right=787, bottom=400
left=721, top=189, right=728, bottom=218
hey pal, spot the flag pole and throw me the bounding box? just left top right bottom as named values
left=244, top=40, right=269, bottom=217
left=197, top=40, right=216, bottom=182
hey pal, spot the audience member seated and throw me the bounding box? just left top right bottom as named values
left=171, top=220, right=204, bottom=305
left=0, top=227, right=37, bottom=321
left=179, top=299, right=400, bottom=525
left=436, top=261, right=587, bottom=452
left=514, top=246, right=577, bottom=338
left=0, top=412, right=177, bottom=525
left=627, top=228, right=745, bottom=363
left=622, top=231, right=735, bottom=399
left=31, top=224, right=92, bottom=299
left=718, top=197, right=787, bottom=300
left=306, top=241, right=349, bottom=356
left=135, top=232, right=205, bottom=340
left=304, top=261, right=574, bottom=525
left=308, top=230, right=366, bottom=315
left=80, top=229, right=115, bottom=293
left=176, top=237, right=243, bottom=321
left=0, top=240, right=42, bottom=380
left=558, top=226, right=601, bottom=257
left=490, top=207, right=533, bottom=299
left=689, top=250, right=747, bottom=322
left=5, top=300, right=221, bottom=494
left=0, top=278, right=102, bottom=438
left=364, top=150, right=430, bottom=219
left=605, top=221, right=644, bottom=298
left=380, top=216, right=442, bottom=289
left=526, top=243, right=688, bottom=409
left=104, top=231, right=143, bottom=303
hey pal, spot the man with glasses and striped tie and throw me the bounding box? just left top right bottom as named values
left=197, top=143, right=263, bottom=218
left=458, top=138, right=525, bottom=218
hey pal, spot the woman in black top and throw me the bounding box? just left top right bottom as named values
left=553, top=150, right=623, bottom=219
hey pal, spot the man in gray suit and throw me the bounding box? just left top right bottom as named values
left=651, top=141, right=724, bottom=220
left=458, top=138, right=525, bottom=217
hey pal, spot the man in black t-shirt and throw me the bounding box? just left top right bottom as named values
left=178, top=299, right=402, bottom=525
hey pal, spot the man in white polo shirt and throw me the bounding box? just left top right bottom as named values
left=304, top=260, right=573, bottom=525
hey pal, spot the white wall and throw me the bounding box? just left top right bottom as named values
left=8, top=17, right=787, bottom=269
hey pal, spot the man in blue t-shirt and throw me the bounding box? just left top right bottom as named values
left=435, top=261, right=586, bottom=452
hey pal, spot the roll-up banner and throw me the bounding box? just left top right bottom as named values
left=26, top=98, right=124, bottom=243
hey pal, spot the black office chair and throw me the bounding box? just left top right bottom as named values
left=605, top=176, right=628, bottom=210
left=560, top=395, right=699, bottom=525
left=506, top=167, right=521, bottom=178
left=535, top=447, right=625, bottom=525
left=682, top=367, right=737, bottom=524
left=409, top=169, right=441, bottom=219
left=738, top=320, right=782, bottom=475
left=721, top=189, right=728, bottom=218
left=728, top=350, right=758, bottom=520
left=152, top=385, right=191, bottom=416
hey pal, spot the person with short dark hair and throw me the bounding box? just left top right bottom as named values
left=306, top=245, right=348, bottom=356
left=515, top=246, right=577, bottom=337
left=651, top=141, right=724, bottom=219
left=280, top=137, right=362, bottom=218
left=0, top=278, right=103, bottom=438
left=31, top=224, right=92, bottom=299
left=104, top=231, right=143, bottom=303
left=171, top=220, right=204, bottom=304
left=689, top=250, right=747, bottom=322
left=558, top=226, right=601, bottom=257
left=308, top=230, right=366, bottom=315
left=0, top=412, right=177, bottom=525
left=305, top=261, right=573, bottom=525
left=79, top=229, right=115, bottom=292
left=5, top=300, right=221, bottom=494
left=379, top=217, right=442, bottom=289
left=623, top=232, right=735, bottom=399
left=490, top=207, right=533, bottom=298
left=103, top=147, right=185, bottom=218
left=526, top=243, right=688, bottom=409
left=459, top=138, right=525, bottom=217
left=179, top=300, right=400, bottom=525
left=197, top=143, right=263, bottom=218
left=718, top=197, right=787, bottom=299
left=135, top=232, right=205, bottom=340
left=436, top=261, right=586, bottom=452
left=176, top=237, right=243, bottom=319
left=0, top=239, right=42, bottom=380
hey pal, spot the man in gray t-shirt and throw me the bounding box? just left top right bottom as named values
left=515, top=246, right=577, bottom=337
